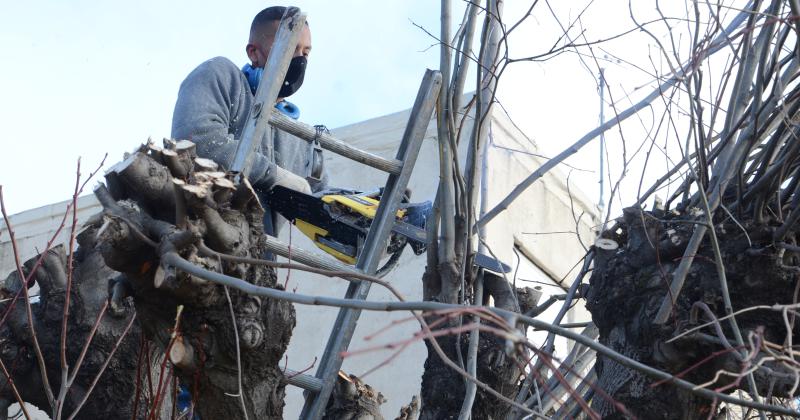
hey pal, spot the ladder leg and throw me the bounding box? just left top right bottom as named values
left=300, top=69, right=442, bottom=419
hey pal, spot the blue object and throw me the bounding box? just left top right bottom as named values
left=176, top=385, right=200, bottom=419
left=241, top=63, right=263, bottom=95
left=275, top=100, right=301, bottom=119
left=404, top=201, right=432, bottom=231
left=242, top=58, right=306, bottom=98
left=242, top=63, right=301, bottom=119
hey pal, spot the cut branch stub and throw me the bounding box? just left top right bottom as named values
left=593, top=237, right=619, bottom=272
left=106, top=151, right=176, bottom=220
left=95, top=210, right=155, bottom=274
left=231, top=178, right=263, bottom=212
left=194, top=157, right=219, bottom=172
left=323, top=373, right=386, bottom=420
left=516, top=286, right=543, bottom=315
left=169, top=335, right=197, bottom=371
left=162, top=138, right=198, bottom=180
left=212, top=178, right=236, bottom=205
left=201, top=207, right=249, bottom=256
left=26, top=245, right=68, bottom=296
left=108, top=274, right=132, bottom=317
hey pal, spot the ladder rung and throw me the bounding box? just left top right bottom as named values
left=263, top=234, right=361, bottom=276
left=283, top=368, right=323, bottom=392
left=269, top=109, right=405, bottom=175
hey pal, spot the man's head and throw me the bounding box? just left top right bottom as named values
left=246, top=6, right=311, bottom=68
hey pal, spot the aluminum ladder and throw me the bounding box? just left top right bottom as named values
left=229, top=8, right=442, bottom=419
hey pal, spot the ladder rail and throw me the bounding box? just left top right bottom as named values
left=299, top=69, right=442, bottom=419
left=230, top=7, right=306, bottom=179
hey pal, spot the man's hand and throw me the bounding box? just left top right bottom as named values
left=253, top=163, right=311, bottom=194
left=273, top=165, right=312, bottom=194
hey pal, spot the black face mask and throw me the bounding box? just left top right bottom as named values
left=279, top=56, right=306, bottom=98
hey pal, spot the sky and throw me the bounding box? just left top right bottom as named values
left=0, top=0, right=739, bottom=218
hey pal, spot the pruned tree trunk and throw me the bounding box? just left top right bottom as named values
left=587, top=206, right=799, bottom=419
left=419, top=266, right=524, bottom=419
left=1, top=139, right=296, bottom=419
left=1, top=240, right=153, bottom=419
left=322, top=374, right=386, bottom=420
left=420, top=333, right=522, bottom=420
left=97, top=140, right=297, bottom=419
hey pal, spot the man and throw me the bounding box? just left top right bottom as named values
left=171, top=6, right=326, bottom=236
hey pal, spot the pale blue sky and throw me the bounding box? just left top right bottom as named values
left=0, top=1, right=717, bottom=215
left=0, top=1, right=454, bottom=213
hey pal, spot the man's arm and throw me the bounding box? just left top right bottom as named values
left=170, top=57, right=276, bottom=188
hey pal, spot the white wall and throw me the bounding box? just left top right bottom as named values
left=0, top=195, right=101, bottom=279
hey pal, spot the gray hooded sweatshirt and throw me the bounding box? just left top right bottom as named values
left=171, top=56, right=327, bottom=192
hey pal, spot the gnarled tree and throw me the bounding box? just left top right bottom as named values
left=1, top=140, right=295, bottom=419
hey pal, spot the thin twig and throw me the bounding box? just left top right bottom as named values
left=0, top=186, right=55, bottom=409
left=0, top=358, right=31, bottom=420
left=66, top=312, right=137, bottom=420
left=56, top=158, right=83, bottom=420
left=164, top=252, right=800, bottom=417
left=475, top=6, right=755, bottom=232
left=223, top=286, right=249, bottom=420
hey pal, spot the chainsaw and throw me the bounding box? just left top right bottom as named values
left=266, top=186, right=512, bottom=276
left=266, top=185, right=429, bottom=274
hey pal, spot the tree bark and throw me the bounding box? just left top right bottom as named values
left=1, top=139, right=296, bottom=419
left=587, top=206, right=799, bottom=419
left=419, top=264, right=523, bottom=419
left=1, top=240, right=155, bottom=419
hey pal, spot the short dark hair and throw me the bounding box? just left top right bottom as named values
left=250, top=6, right=307, bottom=34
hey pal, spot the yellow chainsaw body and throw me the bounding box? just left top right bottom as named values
left=294, top=219, right=357, bottom=264
left=292, top=193, right=405, bottom=264
left=320, top=194, right=406, bottom=219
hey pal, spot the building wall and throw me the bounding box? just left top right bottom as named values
left=0, top=195, right=101, bottom=279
